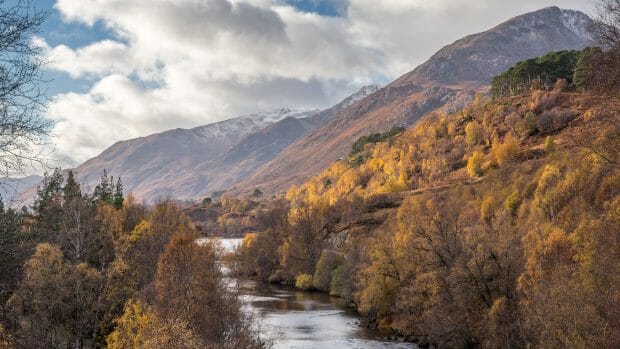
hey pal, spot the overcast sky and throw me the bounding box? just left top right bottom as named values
left=36, top=0, right=596, bottom=169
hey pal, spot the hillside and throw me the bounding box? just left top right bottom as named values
left=239, top=6, right=593, bottom=194
left=62, top=85, right=380, bottom=203
left=0, top=175, right=43, bottom=205
left=234, top=83, right=620, bottom=347
left=10, top=85, right=379, bottom=206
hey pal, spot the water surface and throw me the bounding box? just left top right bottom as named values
left=208, top=238, right=415, bottom=349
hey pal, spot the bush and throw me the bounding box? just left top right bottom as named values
left=330, top=267, right=343, bottom=297
left=537, top=108, right=576, bottom=132
left=295, top=273, right=314, bottom=291
left=516, top=111, right=539, bottom=136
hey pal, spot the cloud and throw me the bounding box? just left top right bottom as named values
left=43, top=0, right=595, bottom=167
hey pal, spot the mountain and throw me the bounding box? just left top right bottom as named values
left=237, top=7, right=593, bottom=194
left=71, top=108, right=320, bottom=201
left=0, top=175, right=43, bottom=206
left=11, top=85, right=380, bottom=205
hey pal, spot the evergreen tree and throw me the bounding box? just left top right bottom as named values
left=113, top=177, right=124, bottom=209
left=92, top=170, right=113, bottom=205
left=33, top=169, right=64, bottom=240
left=63, top=170, right=81, bottom=203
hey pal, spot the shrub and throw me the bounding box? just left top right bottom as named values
left=295, top=273, right=314, bottom=291
left=480, top=196, right=496, bottom=223
left=517, top=111, right=539, bottom=136
left=537, top=108, right=576, bottom=132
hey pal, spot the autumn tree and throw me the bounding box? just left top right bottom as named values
left=154, top=231, right=261, bottom=348
left=467, top=150, right=484, bottom=177
left=7, top=243, right=105, bottom=348
left=107, top=298, right=204, bottom=349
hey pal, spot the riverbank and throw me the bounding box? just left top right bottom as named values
left=210, top=237, right=416, bottom=349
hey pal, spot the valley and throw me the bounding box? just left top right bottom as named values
left=1, top=2, right=618, bottom=349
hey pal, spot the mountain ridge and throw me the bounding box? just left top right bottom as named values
left=236, top=6, right=593, bottom=195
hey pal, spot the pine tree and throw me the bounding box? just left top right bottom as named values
left=63, top=170, right=81, bottom=203
left=33, top=169, right=64, bottom=239
left=113, top=177, right=124, bottom=209
left=92, top=170, right=113, bottom=205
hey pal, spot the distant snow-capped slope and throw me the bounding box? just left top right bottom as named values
left=11, top=85, right=381, bottom=205
left=67, top=108, right=318, bottom=201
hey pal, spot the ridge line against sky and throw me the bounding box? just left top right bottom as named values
left=34, top=0, right=595, bottom=171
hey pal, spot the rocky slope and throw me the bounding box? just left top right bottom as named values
left=237, top=6, right=593, bottom=194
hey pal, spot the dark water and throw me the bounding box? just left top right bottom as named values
left=204, top=238, right=416, bottom=349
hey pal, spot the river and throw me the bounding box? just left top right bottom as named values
left=200, top=237, right=416, bottom=349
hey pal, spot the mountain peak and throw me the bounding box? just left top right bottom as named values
left=402, top=6, right=593, bottom=84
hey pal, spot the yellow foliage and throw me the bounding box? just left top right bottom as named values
left=467, top=151, right=485, bottom=177
left=465, top=122, right=481, bottom=145
left=492, top=134, right=520, bottom=166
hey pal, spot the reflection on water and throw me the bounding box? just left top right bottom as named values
left=240, top=281, right=415, bottom=349
left=209, top=238, right=416, bottom=349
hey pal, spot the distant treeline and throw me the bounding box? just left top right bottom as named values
left=490, top=47, right=617, bottom=97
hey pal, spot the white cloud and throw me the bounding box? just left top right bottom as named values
left=44, top=0, right=595, bottom=166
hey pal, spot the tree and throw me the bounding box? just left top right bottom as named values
left=7, top=243, right=104, bottom=349
left=0, top=0, right=50, bottom=178
left=313, top=250, right=343, bottom=292
left=465, top=122, right=481, bottom=146
left=0, top=202, right=31, bottom=310
left=63, top=170, right=81, bottom=202
left=113, top=177, right=124, bottom=209
left=107, top=299, right=203, bottom=349
left=467, top=151, right=484, bottom=177
left=544, top=136, right=555, bottom=153
left=33, top=169, right=64, bottom=242
left=252, top=188, right=263, bottom=200
left=154, top=231, right=261, bottom=347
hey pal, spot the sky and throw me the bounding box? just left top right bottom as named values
left=34, top=0, right=596, bottom=170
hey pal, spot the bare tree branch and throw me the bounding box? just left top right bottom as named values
left=0, top=0, right=50, bottom=179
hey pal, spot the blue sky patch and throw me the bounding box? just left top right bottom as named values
left=283, top=0, right=348, bottom=17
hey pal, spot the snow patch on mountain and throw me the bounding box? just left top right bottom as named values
left=191, top=108, right=319, bottom=139
left=337, top=84, right=380, bottom=109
